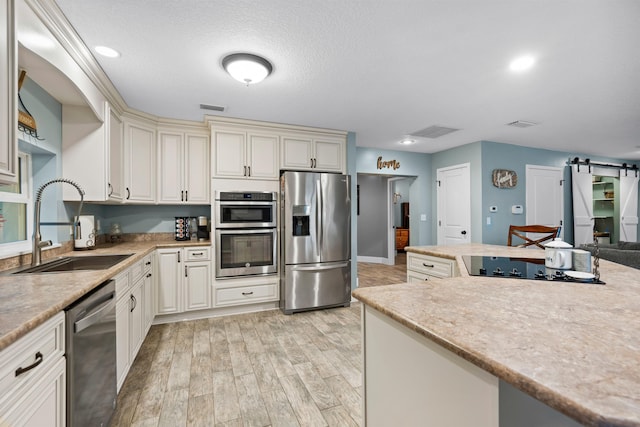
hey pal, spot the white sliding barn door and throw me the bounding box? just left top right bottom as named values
left=619, top=170, right=639, bottom=242
left=571, top=164, right=594, bottom=246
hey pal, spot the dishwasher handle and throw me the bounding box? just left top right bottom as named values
left=74, top=295, right=115, bottom=333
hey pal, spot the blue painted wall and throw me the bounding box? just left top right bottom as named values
left=480, top=141, right=639, bottom=245
left=356, top=147, right=432, bottom=246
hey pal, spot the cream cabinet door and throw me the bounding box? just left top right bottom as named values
left=184, top=261, right=211, bottom=311
left=129, top=279, right=144, bottom=359
left=157, top=131, right=184, bottom=203
left=108, top=109, right=124, bottom=201
left=115, top=295, right=130, bottom=391
left=247, top=133, right=279, bottom=179
left=184, top=134, right=210, bottom=202
left=314, top=137, right=344, bottom=172
left=124, top=120, right=156, bottom=203
left=156, top=249, right=182, bottom=314
left=281, top=136, right=313, bottom=170
left=214, top=130, right=246, bottom=177
left=0, top=0, right=17, bottom=184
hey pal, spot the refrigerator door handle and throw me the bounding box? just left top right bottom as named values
left=290, top=261, right=349, bottom=271
left=316, top=179, right=323, bottom=254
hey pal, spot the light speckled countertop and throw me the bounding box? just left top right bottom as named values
left=353, top=243, right=640, bottom=427
left=0, top=239, right=210, bottom=352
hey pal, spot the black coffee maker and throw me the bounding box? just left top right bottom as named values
left=196, top=216, right=209, bottom=241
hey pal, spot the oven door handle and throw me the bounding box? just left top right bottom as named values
left=289, top=261, right=349, bottom=272
left=74, top=295, right=115, bottom=333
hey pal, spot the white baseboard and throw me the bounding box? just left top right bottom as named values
left=357, top=256, right=387, bottom=264
left=152, top=301, right=280, bottom=325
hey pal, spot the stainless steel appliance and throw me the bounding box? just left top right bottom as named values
left=65, top=279, right=117, bottom=427
left=214, top=191, right=277, bottom=228
left=197, top=215, right=209, bottom=241
left=214, top=191, right=278, bottom=278
left=281, top=171, right=351, bottom=314
left=216, top=228, right=278, bottom=277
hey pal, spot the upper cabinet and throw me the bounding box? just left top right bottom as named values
left=281, top=134, right=345, bottom=172
left=123, top=117, right=156, bottom=203
left=108, top=108, right=124, bottom=201
left=212, top=126, right=279, bottom=180
left=0, top=0, right=17, bottom=184
left=157, top=128, right=210, bottom=204
left=210, top=118, right=347, bottom=178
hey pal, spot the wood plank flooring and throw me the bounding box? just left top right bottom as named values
left=110, top=259, right=406, bottom=427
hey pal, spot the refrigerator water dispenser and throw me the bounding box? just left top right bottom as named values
left=292, top=205, right=311, bottom=236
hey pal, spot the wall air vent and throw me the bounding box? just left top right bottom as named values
left=200, top=104, right=226, bottom=112
left=506, top=120, right=539, bottom=128
left=410, top=125, right=460, bottom=139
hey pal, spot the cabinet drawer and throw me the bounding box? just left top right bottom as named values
left=0, top=312, right=65, bottom=399
left=215, top=283, right=278, bottom=307
left=129, top=259, right=145, bottom=283
left=185, top=246, right=211, bottom=261
left=114, top=270, right=131, bottom=299
left=407, top=270, right=430, bottom=283
left=407, top=252, right=455, bottom=278
left=141, top=253, right=153, bottom=273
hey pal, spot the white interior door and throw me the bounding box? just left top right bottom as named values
left=437, top=163, right=471, bottom=245
left=619, top=170, right=639, bottom=242
left=526, top=165, right=564, bottom=240
left=571, top=164, right=594, bottom=246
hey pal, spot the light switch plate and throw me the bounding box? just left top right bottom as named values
left=511, top=205, right=524, bottom=214
left=420, top=214, right=427, bottom=221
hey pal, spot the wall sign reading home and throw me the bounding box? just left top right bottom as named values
left=492, top=169, right=517, bottom=188
left=377, top=156, right=400, bottom=170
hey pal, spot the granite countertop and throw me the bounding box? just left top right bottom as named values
left=0, top=239, right=211, bottom=352
left=353, top=243, right=640, bottom=427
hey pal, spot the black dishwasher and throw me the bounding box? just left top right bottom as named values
left=65, top=279, right=117, bottom=427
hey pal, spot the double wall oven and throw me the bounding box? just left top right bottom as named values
left=214, top=191, right=277, bottom=278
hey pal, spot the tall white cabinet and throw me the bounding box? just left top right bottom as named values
left=124, top=118, right=156, bottom=203
left=0, top=0, right=17, bottom=185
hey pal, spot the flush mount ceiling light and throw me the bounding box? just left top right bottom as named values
left=400, top=138, right=415, bottom=145
left=222, top=53, right=273, bottom=85
left=509, top=55, right=535, bottom=72
left=94, top=46, right=120, bottom=58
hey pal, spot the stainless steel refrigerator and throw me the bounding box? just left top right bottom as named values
left=280, top=171, right=351, bottom=314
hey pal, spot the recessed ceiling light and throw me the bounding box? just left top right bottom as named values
left=400, top=138, right=415, bottom=145
left=95, top=46, right=120, bottom=58
left=509, top=55, right=535, bottom=72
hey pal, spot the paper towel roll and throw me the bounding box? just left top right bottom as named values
left=572, top=249, right=591, bottom=273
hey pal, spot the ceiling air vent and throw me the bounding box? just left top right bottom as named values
left=506, top=120, right=539, bottom=128
left=410, top=125, right=460, bottom=139
left=200, top=104, right=225, bottom=112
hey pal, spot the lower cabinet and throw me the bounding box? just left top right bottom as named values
left=213, top=276, right=279, bottom=307
left=406, top=251, right=458, bottom=281
left=0, top=312, right=66, bottom=427
left=156, top=246, right=211, bottom=315
left=116, top=253, right=154, bottom=392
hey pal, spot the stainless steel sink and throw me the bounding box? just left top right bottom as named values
left=14, top=254, right=133, bottom=274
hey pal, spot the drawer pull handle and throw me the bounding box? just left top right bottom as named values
left=241, top=291, right=254, bottom=296
left=145, top=261, right=151, bottom=265
left=423, top=263, right=435, bottom=268
left=15, top=352, right=43, bottom=377
left=146, top=273, right=152, bottom=278
left=193, top=252, right=204, bottom=256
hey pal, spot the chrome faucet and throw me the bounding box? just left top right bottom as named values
left=32, top=178, right=85, bottom=267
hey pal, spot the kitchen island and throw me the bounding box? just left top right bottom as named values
left=352, top=243, right=640, bottom=427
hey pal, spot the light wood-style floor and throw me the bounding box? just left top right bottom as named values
left=110, top=258, right=406, bottom=427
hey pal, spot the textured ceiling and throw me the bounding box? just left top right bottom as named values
left=53, top=0, right=640, bottom=159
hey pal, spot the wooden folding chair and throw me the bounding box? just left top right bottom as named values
left=507, top=225, right=560, bottom=249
